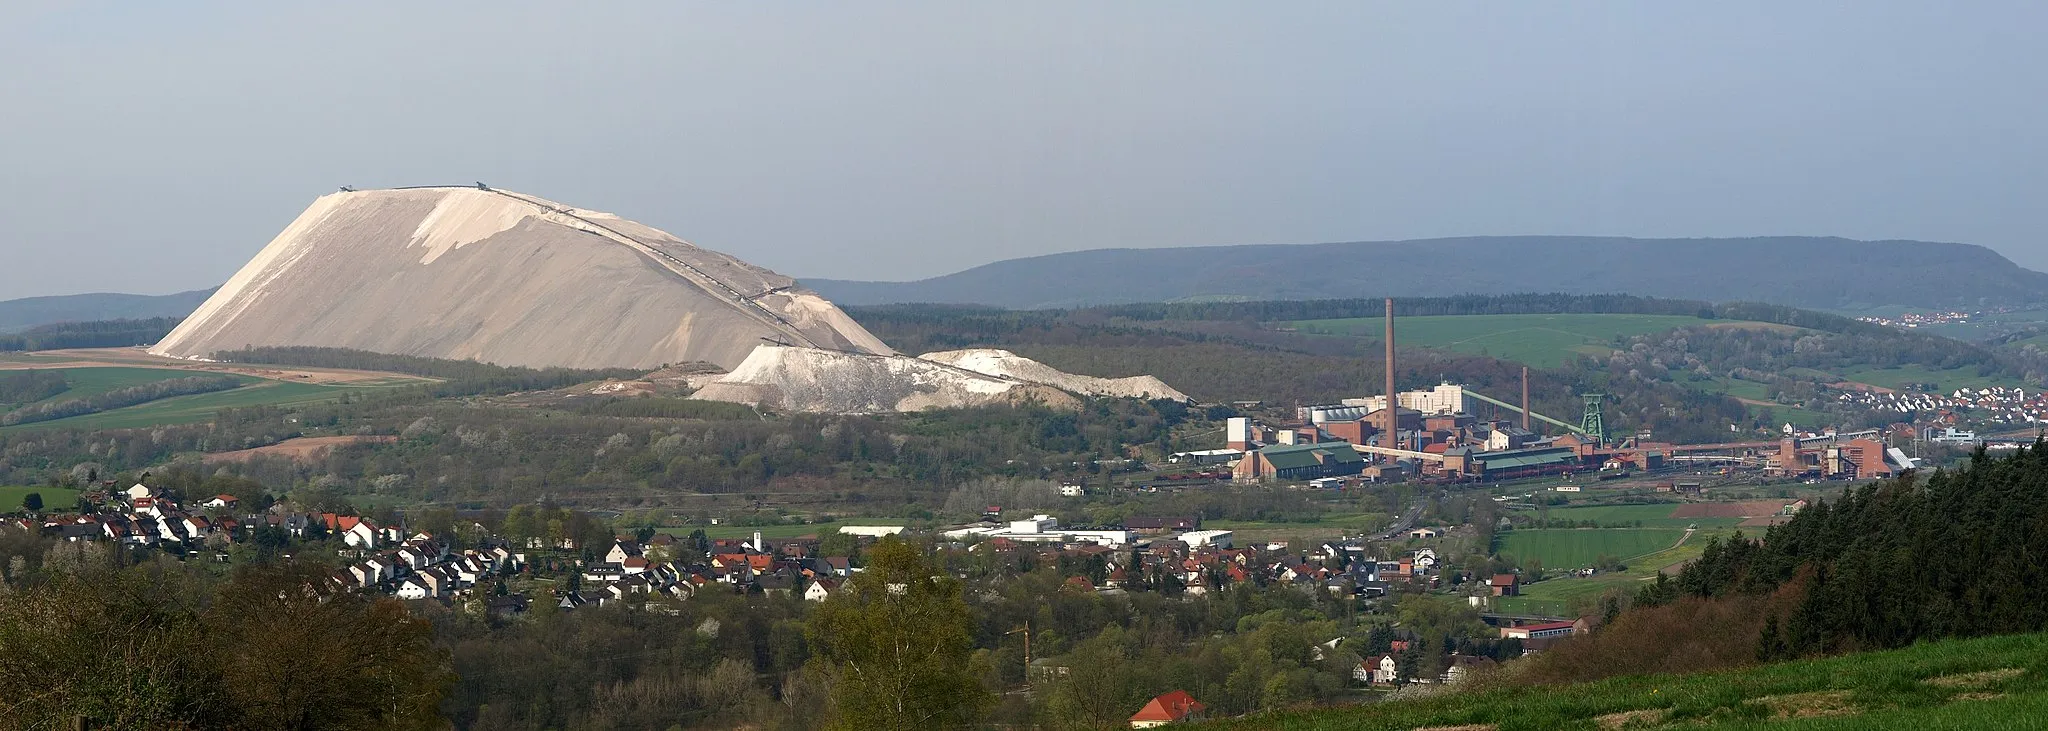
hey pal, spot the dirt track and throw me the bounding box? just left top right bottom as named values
left=0, top=348, right=432, bottom=386
left=1670, top=500, right=1789, bottom=518
left=202, top=436, right=398, bottom=464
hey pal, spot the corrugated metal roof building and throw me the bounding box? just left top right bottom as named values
left=1233, top=442, right=1366, bottom=481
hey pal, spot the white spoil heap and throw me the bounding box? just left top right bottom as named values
left=152, top=187, right=890, bottom=370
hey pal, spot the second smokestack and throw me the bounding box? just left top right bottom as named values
left=1522, top=366, right=1531, bottom=431
left=1384, top=297, right=1396, bottom=452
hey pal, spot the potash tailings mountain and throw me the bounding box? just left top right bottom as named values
left=152, top=186, right=1185, bottom=412
left=152, top=186, right=893, bottom=371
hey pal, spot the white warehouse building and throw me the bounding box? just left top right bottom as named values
left=838, top=525, right=908, bottom=537
left=1180, top=530, right=1234, bottom=549
left=1345, top=383, right=1469, bottom=416
left=941, top=515, right=1134, bottom=547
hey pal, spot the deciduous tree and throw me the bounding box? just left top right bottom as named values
left=808, top=538, right=989, bottom=730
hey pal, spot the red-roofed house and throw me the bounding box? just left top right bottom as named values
left=1129, top=690, right=1206, bottom=728
left=1353, top=654, right=1399, bottom=685
left=1489, top=573, right=1519, bottom=596
left=320, top=513, right=379, bottom=548
left=203, top=495, right=238, bottom=509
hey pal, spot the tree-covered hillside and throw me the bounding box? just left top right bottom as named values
left=807, top=236, right=2048, bottom=311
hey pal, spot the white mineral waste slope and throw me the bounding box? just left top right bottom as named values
left=693, top=345, right=1081, bottom=414
left=918, top=349, right=1189, bottom=401
left=151, top=188, right=891, bottom=370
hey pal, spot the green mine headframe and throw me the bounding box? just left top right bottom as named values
left=1581, top=393, right=1606, bottom=446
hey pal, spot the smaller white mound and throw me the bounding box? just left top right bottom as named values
left=918, top=349, right=1189, bottom=401
left=694, top=345, right=1078, bottom=414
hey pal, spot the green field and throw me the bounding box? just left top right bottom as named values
left=2, top=367, right=254, bottom=411
left=1833, top=364, right=2005, bottom=393
left=1493, top=535, right=1724, bottom=617
left=2009, top=332, right=2048, bottom=350
left=1496, top=528, right=1687, bottom=569
left=0, top=380, right=359, bottom=433
left=1289, top=313, right=1719, bottom=368
left=0, top=486, right=81, bottom=511
left=1698, top=376, right=1775, bottom=402
left=1214, top=630, right=2048, bottom=730
left=1520, top=503, right=1745, bottom=529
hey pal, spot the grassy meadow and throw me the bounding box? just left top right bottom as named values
left=1495, top=528, right=1687, bottom=570
left=0, top=378, right=361, bottom=433
left=3, top=367, right=255, bottom=410
left=1287, top=313, right=1716, bottom=369
left=1520, top=503, right=1746, bottom=529
left=1213, top=630, right=2048, bottom=730
left=1831, top=364, right=2004, bottom=393
left=0, top=486, right=81, bottom=511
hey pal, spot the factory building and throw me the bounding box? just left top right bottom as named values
left=1347, top=383, right=1469, bottom=416
left=1439, top=445, right=1578, bottom=477
left=1770, top=436, right=1916, bottom=478
left=941, top=514, right=1135, bottom=546
left=1233, top=442, right=1366, bottom=481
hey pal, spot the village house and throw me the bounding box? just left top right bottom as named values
left=605, top=540, right=643, bottom=565
left=804, top=578, right=840, bottom=602
left=395, top=576, right=434, bottom=600
left=1354, top=654, right=1399, bottom=685
left=1443, top=654, right=1498, bottom=684
left=1129, top=690, right=1206, bottom=728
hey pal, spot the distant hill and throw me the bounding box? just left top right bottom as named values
left=805, top=236, right=2048, bottom=311
left=0, top=288, right=216, bottom=333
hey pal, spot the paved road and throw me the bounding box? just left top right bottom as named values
left=1379, top=499, right=1427, bottom=540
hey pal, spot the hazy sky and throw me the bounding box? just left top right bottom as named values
left=4, top=2, right=2047, bottom=299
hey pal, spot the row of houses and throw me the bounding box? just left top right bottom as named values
left=9, top=484, right=407, bottom=552
left=343, top=537, right=524, bottom=600
left=1835, top=385, right=2048, bottom=424
left=1352, top=652, right=1498, bottom=686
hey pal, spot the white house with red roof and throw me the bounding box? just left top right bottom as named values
left=1354, top=654, right=1399, bottom=685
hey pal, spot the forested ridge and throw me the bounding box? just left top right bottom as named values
left=0, top=316, right=182, bottom=351
left=809, top=236, right=2048, bottom=311
left=1530, top=445, right=2048, bottom=684
left=1652, top=446, right=2048, bottom=655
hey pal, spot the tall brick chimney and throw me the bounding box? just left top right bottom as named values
left=1384, top=298, right=1397, bottom=452
left=1522, top=366, right=1531, bottom=431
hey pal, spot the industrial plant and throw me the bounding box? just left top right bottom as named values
left=1216, top=299, right=1921, bottom=485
